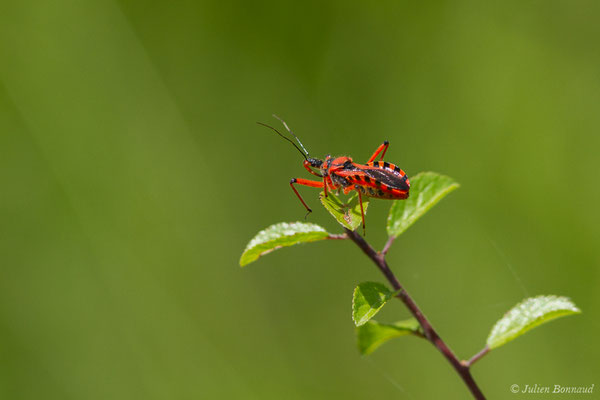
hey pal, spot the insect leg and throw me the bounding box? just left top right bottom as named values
left=290, top=178, right=324, bottom=218
left=357, top=190, right=366, bottom=235
left=342, top=185, right=366, bottom=234
left=367, top=140, right=389, bottom=163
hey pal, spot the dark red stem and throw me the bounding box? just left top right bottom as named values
left=344, top=228, right=486, bottom=400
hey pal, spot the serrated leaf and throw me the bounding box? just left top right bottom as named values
left=356, top=319, right=422, bottom=355
left=240, top=222, right=330, bottom=266
left=352, top=282, right=397, bottom=326
left=387, top=172, right=459, bottom=237
left=320, top=191, right=369, bottom=231
left=486, top=295, right=581, bottom=349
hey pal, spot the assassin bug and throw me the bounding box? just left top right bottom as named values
left=258, top=116, right=410, bottom=235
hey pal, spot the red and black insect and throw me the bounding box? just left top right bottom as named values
left=258, top=116, right=410, bottom=234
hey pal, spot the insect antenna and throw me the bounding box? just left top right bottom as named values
left=272, top=114, right=310, bottom=157
left=256, top=122, right=308, bottom=161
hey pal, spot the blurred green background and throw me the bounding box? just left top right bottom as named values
left=1, top=1, right=598, bottom=399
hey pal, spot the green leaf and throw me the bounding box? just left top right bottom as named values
left=486, top=295, right=581, bottom=349
left=356, top=319, right=422, bottom=355
left=387, top=172, right=459, bottom=237
left=240, top=222, right=330, bottom=267
left=352, top=282, right=397, bottom=326
left=320, top=191, right=369, bottom=231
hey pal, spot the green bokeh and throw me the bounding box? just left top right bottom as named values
left=1, top=1, right=598, bottom=398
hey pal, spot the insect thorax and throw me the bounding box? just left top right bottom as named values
left=331, top=172, right=352, bottom=188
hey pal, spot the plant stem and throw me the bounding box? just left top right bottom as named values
left=465, top=346, right=490, bottom=368
left=381, top=235, right=396, bottom=256
left=327, top=233, right=348, bottom=240
left=344, top=228, right=486, bottom=400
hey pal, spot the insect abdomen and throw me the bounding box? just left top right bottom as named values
left=347, top=170, right=409, bottom=200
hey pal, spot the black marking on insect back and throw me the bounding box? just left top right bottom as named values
left=383, top=161, right=390, bottom=169
left=363, top=176, right=371, bottom=183
left=354, top=175, right=363, bottom=182
left=326, top=158, right=333, bottom=170
left=394, top=165, right=401, bottom=173
left=378, top=189, right=385, bottom=196
left=363, top=168, right=409, bottom=190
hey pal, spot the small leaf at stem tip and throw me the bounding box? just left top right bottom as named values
left=386, top=172, right=459, bottom=237
left=320, top=191, right=369, bottom=231
left=356, top=319, right=422, bottom=355
left=352, top=282, right=397, bottom=326
left=486, top=295, right=581, bottom=350
left=240, top=222, right=330, bottom=267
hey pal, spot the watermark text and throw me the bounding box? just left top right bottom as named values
left=510, top=384, right=594, bottom=394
